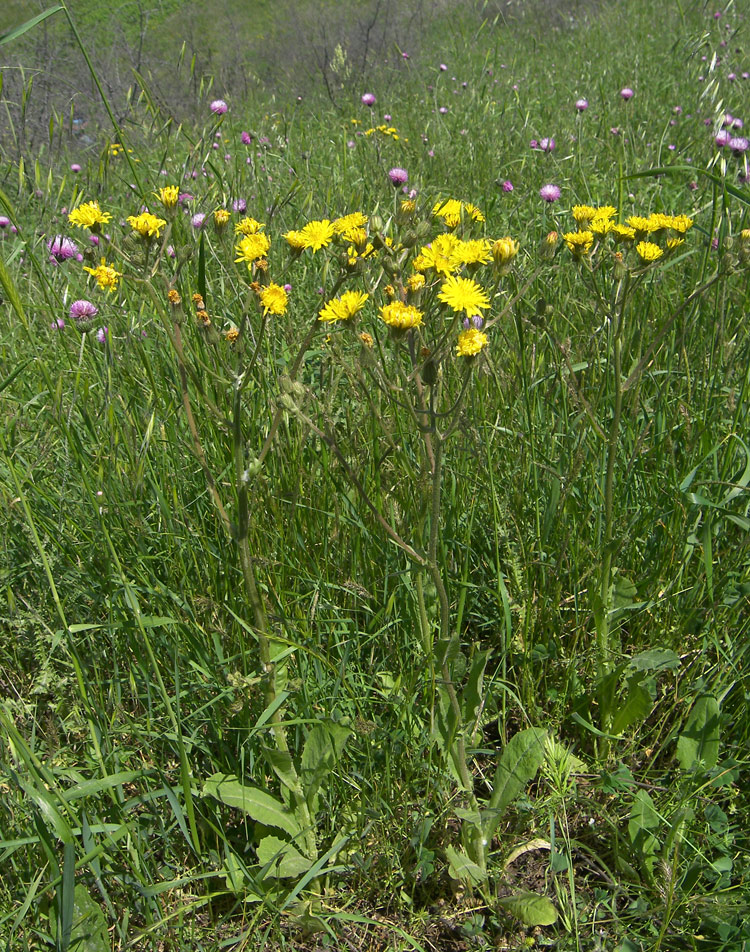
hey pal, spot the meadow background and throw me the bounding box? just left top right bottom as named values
left=1, top=0, right=749, bottom=949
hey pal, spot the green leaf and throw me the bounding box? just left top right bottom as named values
left=49, top=884, right=109, bottom=952
left=444, top=845, right=487, bottom=886
left=497, top=891, right=558, bottom=926
left=627, top=649, right=680, bottom=673
left=300, top=721, right=350, bottom=809
left=676, top=695, right=720, bottom=770
left=461, top=648, right=489, bottom=728
left=203, top=775, right=300, bottom=837
left=611, top=676, right=653, bottom=736
left=486, top=728, right=546, bottom=838
left=197, top=231, right=206, bottom=300
left=0, top=6, right=63, bottom=46
left=257, top=835, right=313, bottom=879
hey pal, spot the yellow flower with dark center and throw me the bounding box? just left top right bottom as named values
left=83, top=257, right=122, bottom=292
left=636, top=241, right=663, bottom=262
left=127, top=212, right=167, bottom=240
left=68, top=201, right=112, bottom=230
left=563, top=231, right=594, bottom=255
left=380, top=301, right=423, bottom=329
left=156, top=186, right=179, bottom=208
left=236, top=217, right=265, bottom=235
left=437, top=275, right=490, bottom=316
left=492, top=237, right=520, bottom=269
left=235, top=232, right=271, bottom=266
left=298, top=219, right=335, bottom=252
left=456, top=327, right=489, bottom=357
left=259, top=283, right=288, bottom=315
left=318, top=290, right=369, bottom=323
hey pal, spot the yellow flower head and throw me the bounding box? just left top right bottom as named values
left=236, top=217, right=265, bottom=235
left=432, top=198, right=484, bottom=228
left=333, top=212, right=368, bottom=238
left=636, top=241, right=664, bottom=262
left=492, top=237, right=520, bottom=269
left=572, top=205, right=597, bottom=227
left=359, top=332, right=375, bottom=348
left=214, top=209, right=231, bottom=228
left=454, top=238, right=493, bottom=267
left=590, top=218, right=613, bottom=237
left=456, top=327, right=489, bottom=357
left=83, top=257, right=122, bottom=292
left=413, top=233, right=462, bottom=275
left=318, top=290, right=369, bottom=323
left=283, top=229, right=307, bottom=251
left=627, top=215, right=658, bottom=235
left=156, top=186, right=179, bottom=208
left=68, top=201, right=112, bottom=231
left=437, top=275, right=490, bottom=316
left=225, top=327, right=240, bottom=343
left=595, top=206, right=617, bottom=221
left=400, top=198, right=416, bottom=215
left=611, top=224, right=636, bottom=242
left=666, top=237, right=685, bottom=252
left=298, top=219, right=335, bottom=252
left=259, top=283, right=288, bottom=315
left=647, top=213, right=672, bottom=232
left=407, top=273, right=426, bottom=293
left=379, top=301, right=423, bottom=329
left=563, top=231, right=594, bottom=256
left=235, top=232, right=271, bottom=266
left=127, top=212, right=167, bottom=240
left=669, top=214, right=694, bottom=234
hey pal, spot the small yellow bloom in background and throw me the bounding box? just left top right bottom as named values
left=400, top=199, right=416, bottom=215
left=68, top=201, right=112, bottom=230
left=127, top=212, right=167, bottom=240
left=666, top=237, right=685, bottom=252
left=259, top=283, right=288, bottom=315
left=669, top=214, right=694, bottom=234
left=225, top=327, right=240, bottom=343
left=456, top=327, right=489, bottom=357
left=380, top=301, right=423, bottom=329
left=627, top=215, right=658, bottom=236
left=636, top=241, right=664, bottom=262
left=359, top=332, right=374, bottom=348
left=437, top=275, right=490, bottom=316
left=235, top=232, right=271, bottom=266
left=236, top=217, right=266, bottom=235
left=492, top=237, right=520, bottom=270
left=611, top=224, right=636, bottom=242
left=407, top=273, right=425, bottom=292
left=167, top=289, right=181, bottom=305
left=156, top=186, right=179, bottom=208
left=297, top=219, right=335, bottom=252
left=214, top=209, right=230, bottom=229
left=83, top=257, right=122, bottom=292
left=563, top=231, right=594, bottom=255
left=318, top=290, right=369, bottom=323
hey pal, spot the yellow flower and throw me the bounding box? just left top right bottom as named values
left=68, top=201, right=112, bottom=230
left=572, top=205, right=597, bottom=227
left=454, top=238, right=493, bottom=267
left=83, top=257, right=122, bottom=292
left=379, top=301, right=423, bottom=329
left=283, top=229, right=307, bottom=251
left=127, top=212, right=167, bottom=240
left=214, top=209, right=231, bottom=228
left=437, top=275, right=490, bottom=316
left=595, top=206, right=617, bottom=221
left=492, top=237, right=520, bottom=269
left=563, top=231, right=594, bottom=255
left=627, top=215, right=658, bottom=236
left=464, top=203, right=485, bottom=223
left=318, top=290, right=369, bottom=323
left=235, top=232, right=271, bottom=266
left=400, top=199, right=416, bottom=215
left=647, top=213, right=672, bottom=232
left=333, top=212, right=368, bottom=237
left=456, top=327, right=489, bottom=357
left=636, top=241, right=663, bottom=262
left=611, top=224, right=636, bottom=242
left=344, top=226, right=368, bottom=248
left=236, top=217, right=265, bottom=235
left=297, top=219, right=335, bottom=252
left=666, top=237, right=685, bottom=252
left=407, top=273, right=426, bottom=292
left=155, top=186, right=179, bottom=208
left=413, top=233, right=462, bottom=275
left=259, top=283, right=288, bottom=315
left=432, top=198, right=484, bottom=228
left=359, top=332, right=374, bottom=347
left=590, top=218, right=613, bottom=237
left=669, top=214, right=694, bottom=234
left=225, top=327, right=240, bottom=343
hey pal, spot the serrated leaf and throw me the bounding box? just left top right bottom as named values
left=257, top=835, right=313, bottom=879
left=444, top=845, right=487, bottom=885
left=676, top=695, right=720, bottom=770
left=203, top=775, right=300, bottom=837
left=497, top=891, right=558, bottom=926
left=486, top=728, right=546, bottom=838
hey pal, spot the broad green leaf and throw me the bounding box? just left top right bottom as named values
left=257, top=835, right=312, bottom=879
left=203, top=775, right=300, bottom=837
left=444, top=845, right=487, bottom=885
left=262, top=747, right=303, bottom=798
left=497, top=891, right=558, bottom=926
left=486, top=728, right=546, bottom=838
left=676, top=695, right=720, bottom=770
left=300, top=721, right=350, bottom=809
left=49, top=884, right=108, bottom=952
left=461, top=648, right=490, bottom=728
left=611, top=677, right=653, bottom=736
left=627, top=649, right=680, bottom=673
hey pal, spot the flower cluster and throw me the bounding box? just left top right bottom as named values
left=562, top=205, right=693, bottom=265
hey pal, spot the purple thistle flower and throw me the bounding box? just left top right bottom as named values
left=575, top=98, right=589, bottom=111
left=47, top=235, right=79, bottom=262
left=69, top=299, right=98, bottom=323
left=0, top=216, right=10, bottom=228
left=539, top=184, right=561, bottom=202
left=191, top=213, right=206, bottom=229
left=96, top=326, right=108, bottom=343
left=361, top=92, right=376, bottom=106
left=70, top=163, right=81, bottom=173
left=283, top=283, right=292, bottom=292
left=502, top=180, right=514, bottom=192
left=439, top=106, right=448, bottom=114
left=529, top=139, right=538, bottom=150
left=439, top=63, right=447, bottom=71
left=210, top=99, right=228, bottom=115
left=388, top=167, right=408, bottom=186
left=241, top=131, right=252, bottom=145
left=715, top=129, right=732, bottom=147
left=51, top=317, right=65, bottom=330
left=620, top=87, right=634, bottom=100
left=539, top=137, right=555, bottom=152
left=729, top=136, right=749, bottom=154
left=233, top=198, right=247, bottom=213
